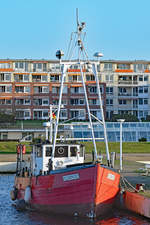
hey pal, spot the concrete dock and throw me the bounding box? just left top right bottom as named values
left=0, top=162, right=16, bottom=173
left=0, top=154, right=30, bottom=173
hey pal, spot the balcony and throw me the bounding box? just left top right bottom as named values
left=118, top=80, right=138, bottom=85
left=118, top=93, right=138, bottom=98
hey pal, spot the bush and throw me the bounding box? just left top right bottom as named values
left=139, top=137, right=147, bottom=142
left=110, top=114, right=139, bottom=122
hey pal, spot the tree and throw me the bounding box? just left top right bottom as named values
left=0, top=112, right=15, bottom=123
left=110, top=114, right=139, bottom=122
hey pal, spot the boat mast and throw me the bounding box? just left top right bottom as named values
left=50, top=10, right=110, bottom=166
left=51, top=54, right=68, bottom=164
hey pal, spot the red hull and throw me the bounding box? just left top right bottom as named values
left=15, top=163, right=120, bottom=218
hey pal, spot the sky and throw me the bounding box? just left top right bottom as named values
left=1, top=0, right=150, bottom=61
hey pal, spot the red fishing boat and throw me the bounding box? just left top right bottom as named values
left=10, top=11, right=120, bottom=218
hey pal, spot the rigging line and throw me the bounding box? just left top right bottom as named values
left=121, top=176, right=138, bottom=192
left=67, top=34, right=76, bottom=60
left=65, top=32, right=74, bottom=60
left=65, top=33, right=73, bottom=60
left=81, top=49, right=86, bottom=64
left=81, top=42, right=89, bottom=61
left=68, top=37, right=78, bottom=60
left=83, top=32, right=86, bottom=42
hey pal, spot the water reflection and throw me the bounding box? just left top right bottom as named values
left=28, top=211, right=150, bottom=225
left=0, top=174, right=150, bottom=225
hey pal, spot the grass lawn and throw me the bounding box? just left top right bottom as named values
left=81, top=141, right=150, bottom=154
left=0, top=141, right=150, bottom=154
left=0, top=142, right=32, bottom=154
left=139, top=191, right=150, bottom=198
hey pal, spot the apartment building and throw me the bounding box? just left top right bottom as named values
left=99, top=60, right=150, bottom=120
left=0, top=59, right=106, bottom=121
left=1, top=59, right=150, bottom=121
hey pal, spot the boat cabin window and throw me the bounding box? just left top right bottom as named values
left=45, top=147, right=52, bottom=157
left=55, top=146, right=68, bottom=158
left=70, top=146, right=77, bottom=156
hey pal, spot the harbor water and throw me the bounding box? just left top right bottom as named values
left=0, top=174, right=150, bottom=225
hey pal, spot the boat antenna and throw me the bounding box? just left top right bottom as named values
left=76, top=8, right=79, bottom=27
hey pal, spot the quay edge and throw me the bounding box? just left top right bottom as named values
left=0, top=162, right=16, bottom=173
left=116, top=191, right=150, bottom=219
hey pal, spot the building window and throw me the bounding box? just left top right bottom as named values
left=90, top=110, right=97, bottom=117
left=144, top=75, right=148, bottom=81
left=52, top=86, right=59, bottom=94
left=106, top=99, right=113, bottom=105
left=33, top=63, right=48, bottom=72
left=43, top=110, right=49, bottom=118
left=33, top=99, right=42, bottom=106
left=139, top=86, right=148, bottom=94
left=117, top=64, right=130, bottom=70
left=0, top=99, right=11, bottom=105
left=88, top=86, right=97, bottom=93
left=70, top=99, right=78, bottom=105
left=79, top=99, right=84, bottom=105
left=119, top=100, right=126, bottom=105
left=139, top=98, right=148, bottom=105
left=0, top=132, right=8, bottom=140
left=60, top=109, right=67, bottom=119
left=134, top=64, right=148, bottom=72
left=70, top=86, right=84, bottom=94
left=41, top=75, right=48, bottom=82
left=70, top=109, right=85, bottom=119
left=104, top=63, right=112, bottom=71
left=0, top=85, right=12, bottom=93
left=118, top=87, right=126, bottom=93
left=105, top=74, right=113, bottom=82
left=50, top=75, right=60, bottom=81
left=89, top=99, right=99, bottom=105
left=34, top=86, right=49, bottom=93
left=0, top=63, right=11, bottom=69
left=15, top=62, right=25, bottom=69
left=32, top=75, right=41, bottom=82
left=15, top=99, right=30, bottom=105
left=139, top=75, right=148, bottom=82
left=70, top=98, right=85, bottom=105
left=14, top=74, right=29, bottom=82
left=15, top=86, right=30, bottom=93
left=16, top=110, right=30, bottom=119
left=106, top=87, right=113, bottom=94
left=33, top=98, right=49, bottom=106
left=50, top=64, right=61, bottom=72
left=0, top=73, right=11, bottom=82
left=42, top=99, right=49, bottom=105
left=86, top=75, right=95, bottom=81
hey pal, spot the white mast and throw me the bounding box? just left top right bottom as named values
left=51, top=62, right=68, bottom=163
left=92, top=64, right=110, bottom=165
left=51, top=10, right=110, bottom=166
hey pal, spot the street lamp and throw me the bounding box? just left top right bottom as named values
left=93, top=52, right=110, bottom=166
left=117, top=119, right=125, bottom=171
